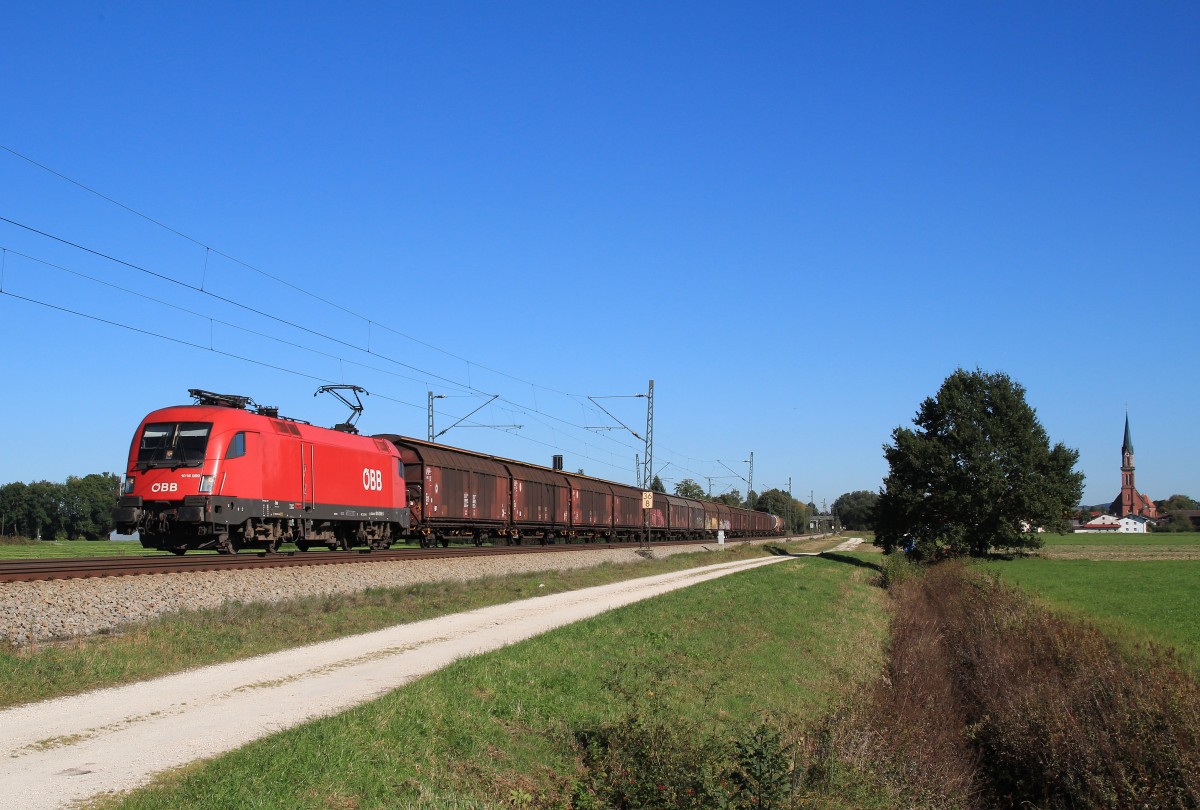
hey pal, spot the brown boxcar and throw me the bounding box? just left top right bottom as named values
left=382, top=436, right=509, bottom=546
left=649, top=492, right=669, bottom=531
left=610, top=481, right=644, bottom=537
left=507, top=462, right=570, bottom=540
left=564, top=472, right=614, bottom=537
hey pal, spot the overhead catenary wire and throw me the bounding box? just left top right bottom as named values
left=0, top=147, right=757, bottom=486
left=0, top=224, right=656, bottom=468
left=0, top=239, right=727, bottom=485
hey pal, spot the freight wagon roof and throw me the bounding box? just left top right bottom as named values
left=375, top=434, right=631, bottom=487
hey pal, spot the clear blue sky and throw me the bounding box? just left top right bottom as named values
left=2, top=2, right=1196, bottom=509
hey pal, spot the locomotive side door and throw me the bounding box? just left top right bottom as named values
left=301, top=441, right=315, bottom=510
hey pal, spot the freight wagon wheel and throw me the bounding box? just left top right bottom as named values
left=473, top=532, right=487, bottom=547
left=296, top=541, right=311, bottom=552
left=167, top=545, right=188, bottom=556
left=437, top=534, right=449, bottom=548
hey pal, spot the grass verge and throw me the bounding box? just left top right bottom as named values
left=101, top=553, right=889, bottom=809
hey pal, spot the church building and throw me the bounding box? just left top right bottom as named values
left=1110, top=415, right=1158, bottom=519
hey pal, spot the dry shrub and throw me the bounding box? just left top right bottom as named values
left=875, top=562, right=1200, bottom=809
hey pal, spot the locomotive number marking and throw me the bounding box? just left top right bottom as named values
left=150, top=482, right=178, bottom=493
left=362, top=468, right=384, bottom=491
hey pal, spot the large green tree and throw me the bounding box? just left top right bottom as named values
left=673, top=478, right=706, bottom=499
left=875, top=369, right=1083, bottom=558
left=832, top=490, right=879, bottom=530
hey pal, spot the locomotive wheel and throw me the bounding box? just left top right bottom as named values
left=168, top=545, right=188, bottom=556
left=216, top=533, right=235, bottom=555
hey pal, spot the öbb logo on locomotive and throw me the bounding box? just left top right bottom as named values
left=362, top=468, right=384, bottom=491
left=111, top=388, right=785, bottom=555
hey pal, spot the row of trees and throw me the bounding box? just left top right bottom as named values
left=0, top=473, right=120, bottom=541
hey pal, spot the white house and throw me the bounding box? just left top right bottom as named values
left=1117, top=515, right=1153, bottom=533
left=1075, top=513, right=1153, bottom=533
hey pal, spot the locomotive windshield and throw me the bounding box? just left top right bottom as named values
left=136, top=422, right=212, bottom=469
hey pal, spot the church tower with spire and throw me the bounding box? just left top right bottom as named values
left=1111, top=414, right=1158, bottom=518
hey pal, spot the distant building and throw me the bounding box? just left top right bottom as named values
left=1109, top=415, right=1158, bottom=519
left=1078, top=514, right=1121, bottom=532
left=1076, top=514, right=1152, bottom=533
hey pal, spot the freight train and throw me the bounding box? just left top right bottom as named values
left=112, top=389, right=784, bottom=554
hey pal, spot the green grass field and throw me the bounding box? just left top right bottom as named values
left=103, top=554, right=887, bottom=809
left=982, top=557, right=1200, bottom=672
left=1039, top=531, right=1200, bottom=547
left=0, top=539, right=165, bottom=558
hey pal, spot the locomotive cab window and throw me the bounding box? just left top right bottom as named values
left=226, top=432, right=246, bottom=459
left=397, top=458, right=404, bottom=480
left=136, top=422, right=212, bottom=469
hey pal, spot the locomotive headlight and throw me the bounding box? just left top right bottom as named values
left=122, top=476, right=136, bottom=495
left=198, top=475, right=215, bottom=493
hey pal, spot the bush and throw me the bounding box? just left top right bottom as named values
left=571, top=673, right=802, bottom=810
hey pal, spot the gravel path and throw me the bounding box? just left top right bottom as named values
left=0, top=554, right=791, bottom=810
left=0, top=542, right=738, bottom=645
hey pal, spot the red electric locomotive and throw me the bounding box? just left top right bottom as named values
left=113, top=388, right=409, bottom=554
left=115, top=387, right=788, bottom=554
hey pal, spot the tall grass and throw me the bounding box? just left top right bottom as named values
left=819, top=562, right=1200, bottom=808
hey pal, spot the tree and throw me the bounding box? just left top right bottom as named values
left=25, top=480, right=66, bottom=540
left=63, top=473, right=120, bottom=540
left=832, top=490, right=879, bottom=530
left=0, top=481, right=29, bottom=536
left=1155, top=494, right=1199, bottom=512
left=673, top=478, right=706, bottom=499
left=650, top=475, right=665, bottom=493
left=712, top=489, right=742, bottom=507
left=875, top=369, right=1084, bottom=558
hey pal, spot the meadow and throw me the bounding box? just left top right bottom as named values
left=982, top=532, right=1200, bottom=672
left=0, top=538, right=162, bottom=559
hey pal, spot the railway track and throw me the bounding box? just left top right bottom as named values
left=0, top=539, right=732, bottom=583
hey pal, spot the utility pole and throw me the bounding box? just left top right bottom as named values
left=747, top=451, right=754, bottom=505
left=427, top=391, right=440, bottom=442
left=642, top=379, right=654, bottom=494
left=788, top=476, right=793, bottom=537
left=642, top=380, right=654, bottom=550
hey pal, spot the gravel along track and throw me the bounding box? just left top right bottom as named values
left=0, top=554, right=791, bottom=810
left=0, top=542, right=728, bottom=646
